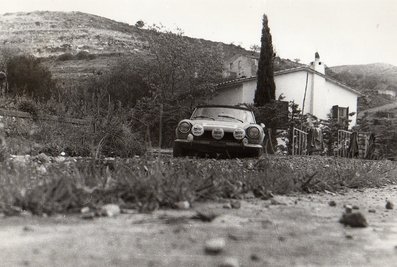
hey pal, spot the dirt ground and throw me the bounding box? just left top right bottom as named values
left=1, top=185, right=397, bottom=267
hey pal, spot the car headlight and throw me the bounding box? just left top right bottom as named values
left=178, top=121, right=191, bottom=134
left=233, top=128, right=245, bottom=140
left=191, top=124, right=204, bottom=136
left=246, top=127, right=260, bottom=139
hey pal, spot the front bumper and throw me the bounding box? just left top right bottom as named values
left=174, top=138, right=263, bottom=154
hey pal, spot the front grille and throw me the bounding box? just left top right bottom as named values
left=194, top=130, right=238, bottom=142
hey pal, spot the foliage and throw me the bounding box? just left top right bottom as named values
left=254, top=14, right=276, bottom=106
left=144, top=25, right=224, bottom=103
left=17, top=99, right=39, bottom=120
left=6, top=54, right=56, bottom=100
left=132, top=96, right=192, bottom=148
left=87, top=57, right=151, bottom=109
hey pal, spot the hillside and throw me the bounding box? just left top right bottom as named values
left=0, top=11, right=301, bottom=90
left=327, top=63, right=397, bottom=110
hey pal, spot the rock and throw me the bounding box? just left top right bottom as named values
left=175, top=201, right=190, bottom=210
left=204, top=238, right=225, bottom=254
left=218, top=257, right=239, bottom=267
left=329, top=200, right=337, bottom=207
left=192, top=210, right=219, bottom=222
left=352, top=205, right=359, bottom=210
left=230, top=200, right=241, bottom=209
left=386, top=201, right=394, bottom=210
left=223, top=203, right=232, bottom=209
left=100, top=204, right=121, bottom=217
left=339, top=212, right=368, bottom=228
left=81, top=207, right=90, bottom=214
left=368, top=209, right=376, bottom=213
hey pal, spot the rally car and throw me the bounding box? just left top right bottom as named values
left=173, top=105, right=265, bottom=158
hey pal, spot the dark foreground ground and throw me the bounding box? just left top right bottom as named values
left=1, top=185, right=397, bottom=267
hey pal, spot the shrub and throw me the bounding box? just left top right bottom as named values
left=6, top=54, right=56, bottom=100
left=17, top=99, right=39, bottom=120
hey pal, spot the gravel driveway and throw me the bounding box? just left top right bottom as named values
left=1, top=185, right=397, bottom=267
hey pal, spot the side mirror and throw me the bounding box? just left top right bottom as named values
left=260, top=123, right=265, bottom=128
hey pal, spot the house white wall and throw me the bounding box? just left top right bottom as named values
left=210, top=69, right=360, bottom=126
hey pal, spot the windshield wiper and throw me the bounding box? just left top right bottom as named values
left=217, top=115, right=243, bottom=123
left=192, top=115, right=215, bottom=120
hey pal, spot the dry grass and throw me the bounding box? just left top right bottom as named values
left=0, top=155, right=396, bottom=215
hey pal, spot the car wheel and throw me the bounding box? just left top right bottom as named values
left=252, top=148, right=263, bottom=158
left=173, top=143, right=186, bottom=157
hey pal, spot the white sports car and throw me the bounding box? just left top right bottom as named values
left=173, top=105, right=265, bottom=158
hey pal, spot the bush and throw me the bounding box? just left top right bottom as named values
left=17, top=99, right=39, bottom=120
left=6, top=54, right=56, bottom=100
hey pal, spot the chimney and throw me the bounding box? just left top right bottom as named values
left=310, top=52, right=325, bottom=74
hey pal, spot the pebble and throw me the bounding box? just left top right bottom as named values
left=386, top=201, right=394, bottom=210
left=205, top=238, right=226, bottom=254
left=329, top=200, right=337, bottom=207
left=339, top=212, right=368, bottom=228
left=81, top=207, right=90, bottom=214
left=218, top=257, right=239, bottom=267
left=175, top=201, right=190, bottom=210
left=100, top=204, right=121, bottom=217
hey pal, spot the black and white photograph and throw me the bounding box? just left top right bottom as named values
left=0, top=0, right=397, bottom=266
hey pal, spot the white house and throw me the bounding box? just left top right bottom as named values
left=210, top=53, right=362, bottom=127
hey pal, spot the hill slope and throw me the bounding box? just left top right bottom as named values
left=327, top=63, right=397, bottom=110
left=0, top=11, right=301, bottom=90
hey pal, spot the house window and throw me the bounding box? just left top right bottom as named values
left=332, top=105, right=349, bottom=125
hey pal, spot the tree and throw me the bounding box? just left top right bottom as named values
left=6, top=54, right=56, bottom=100
left=254, top=14, right=276, bottom=106
left=144, top=25, right=223, bottom=104
left=135, top=20, right=145, bottom=28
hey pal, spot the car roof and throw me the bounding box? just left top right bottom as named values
left=195, top=105, right=251, bottom=111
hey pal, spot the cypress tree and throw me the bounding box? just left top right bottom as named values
left=254, top=14, right=276, bottom=106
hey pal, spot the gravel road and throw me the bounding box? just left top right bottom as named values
left=1, top=185, right=397, bottom=267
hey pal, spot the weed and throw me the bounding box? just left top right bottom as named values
left=0, top=156, right=396, bottom=215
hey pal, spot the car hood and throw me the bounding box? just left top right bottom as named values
left=189, top=119, right=250, bottom=131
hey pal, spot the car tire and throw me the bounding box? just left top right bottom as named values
left=252, top=148, right=263, bottom=158
left=173, top=142, right=186, bottom=157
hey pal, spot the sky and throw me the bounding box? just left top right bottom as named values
left=1, top=0, right=397, bottom=66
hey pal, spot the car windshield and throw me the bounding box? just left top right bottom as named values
left=191, top=107, right=255, bottom=123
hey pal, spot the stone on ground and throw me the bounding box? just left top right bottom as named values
left=100, top=204, right=121, bottom=217
left=386, top=200, right=394, bottom=210
left=204, top=238, right=226, bottom=254
left=339, top=212, right=368, bottom=228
